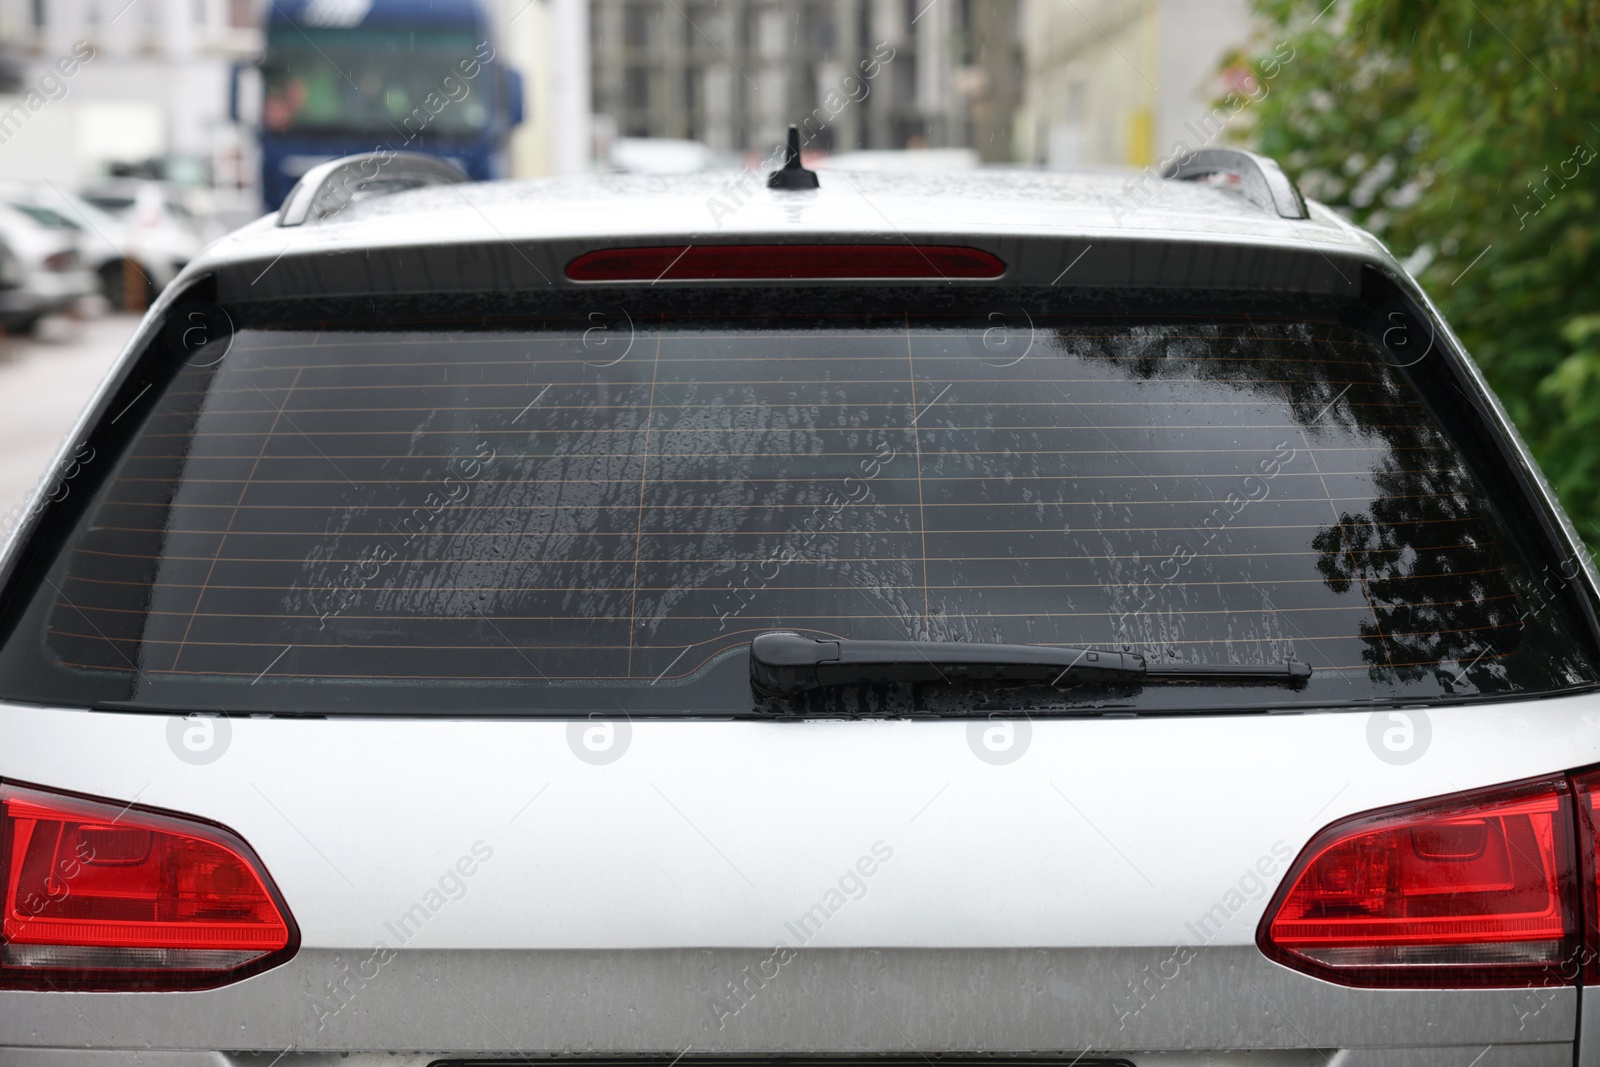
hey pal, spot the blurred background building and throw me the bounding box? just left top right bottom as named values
left=1018, top=0, right=1252, bottom=169
left=588, top=0, right=1022, bottom=163
left=0, top=0, right=1257, bottom=207
left=0, top=0, right=259, bottom=213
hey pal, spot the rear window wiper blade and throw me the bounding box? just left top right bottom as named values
left=749, top=631, right=1311, bottom=698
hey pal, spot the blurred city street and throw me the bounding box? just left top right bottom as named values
left=0, top=311, right=135, bottom=515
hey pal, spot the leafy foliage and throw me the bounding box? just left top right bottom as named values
left=1225, top=0, right=1600, bottom=554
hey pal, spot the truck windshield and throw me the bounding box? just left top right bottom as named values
left=261, top=28, right=489, bottom=136
left=0, top=289, right=1594, bottom=717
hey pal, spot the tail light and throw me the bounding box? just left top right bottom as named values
left=1572, top=769, right=1600, bottom=982
left=566, top=244, right=1006, bottom=282
left=1259, top=774, right=1584, bottom=987
left=42, top=250, right=78, bottom=272
left=0, top=782, right=298, bottom=990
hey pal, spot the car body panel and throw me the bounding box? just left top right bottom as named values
left=1, top=694, right=1597, bottom=1049
left=4, top=699, right=1600, bottom=951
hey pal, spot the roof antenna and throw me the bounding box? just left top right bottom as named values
left=767, top=125, right=820, bottom=190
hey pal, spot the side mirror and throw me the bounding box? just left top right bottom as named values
left=505, top=67, right=525, bottom=129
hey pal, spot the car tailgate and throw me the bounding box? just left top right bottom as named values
left=1, top=695, right=1595, bottom=1056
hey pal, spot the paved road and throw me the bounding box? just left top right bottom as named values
left=0, top=312, right=141, bottom=519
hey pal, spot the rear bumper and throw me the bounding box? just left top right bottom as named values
left=0, top=1054, right=1576, bottom=1067
left=0, top=946, right=1578, bottom=1054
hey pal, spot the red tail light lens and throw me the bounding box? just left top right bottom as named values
left=566, top=244, right=1006, bottom=282
left=1259, top=775, right=1579, bottom=987
left=1570, top=769, right=1600, bottom=982
left=0, top=782, right=298, bottom=990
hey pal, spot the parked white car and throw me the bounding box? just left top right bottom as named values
left=2, top=143, right=1599, bottom=1064
left=0, top=183, right=206, bottom=311
left=0, top=200, right=96, bottom=333
left=80, top=178, right=224, bottom=240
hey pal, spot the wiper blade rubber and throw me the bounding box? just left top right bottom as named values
left=749, top=631, right=1312, bottom=697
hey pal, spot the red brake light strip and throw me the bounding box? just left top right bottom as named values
left=566, top=244, right=1006, bottom=282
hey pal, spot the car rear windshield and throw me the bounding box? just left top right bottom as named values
left=0, top=287, right=1594, bottom=716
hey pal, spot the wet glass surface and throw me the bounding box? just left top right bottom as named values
left=2, top=297, right=1593, bottom=715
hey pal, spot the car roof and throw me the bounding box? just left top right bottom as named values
left=197, top=168, right=1392, bottom=276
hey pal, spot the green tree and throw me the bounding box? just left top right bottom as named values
left=1226, top=0, right=1600, bottom=555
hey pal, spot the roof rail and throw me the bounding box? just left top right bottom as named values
left=277, top=152, right=468, bottom=227
left=1160, top=147, right=1307, bottom=220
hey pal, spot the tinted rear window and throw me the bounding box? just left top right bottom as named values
left=0, top=288, right=1594, bottom=715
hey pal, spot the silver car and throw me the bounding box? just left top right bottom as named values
left=3, top=143, right=1599, bottom=1066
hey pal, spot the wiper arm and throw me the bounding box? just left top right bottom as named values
left=749, top=631, right=1311, bottom=697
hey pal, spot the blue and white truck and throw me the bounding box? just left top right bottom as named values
left=235, top=0, right=524, bottom=210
